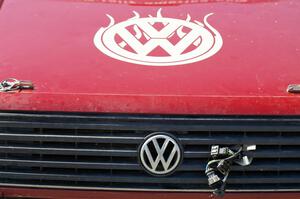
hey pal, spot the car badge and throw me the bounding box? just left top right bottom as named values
left=139, top=133, right=182, bottom=176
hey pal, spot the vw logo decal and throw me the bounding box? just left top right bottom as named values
left=94, top=9, right=223, bottom=66
left=139, top=133, right=182, bottom=176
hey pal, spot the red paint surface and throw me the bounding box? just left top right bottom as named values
left=0, top=187, right=300, bottom=199
left=0, top=1, right=300, bottom=198
left=0, top=0, right=300, bottom=114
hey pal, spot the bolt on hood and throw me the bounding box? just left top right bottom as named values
left=0, top=0, right=299, bottom=114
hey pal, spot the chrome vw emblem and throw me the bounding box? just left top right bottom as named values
left=94, top=9, right=223, bottom=66
left=139, top=133, right=182, bottom=176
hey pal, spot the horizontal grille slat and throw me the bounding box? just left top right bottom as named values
left=0, top=159, right=140, bottom=170
left=184, top=150, right=300, bottom=158
left=180, top=163, right=300, bottom=171
left=180, top=137, right=300, bottom=145
left=0, top=159, right=299, bottom=172
left=1, top=112, right=300, bottom=132
left=0, top=133, right=143, bottom=144
left=0, top=146, right=137, bottom=157
left=0, top=171, right=207, bottom=184
left=2, top=121, right=300, bottom=132
left=0, top=112, right=299, bottom=192
left=1, top=171, right=300, bottom=184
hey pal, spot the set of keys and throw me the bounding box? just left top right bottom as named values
left=0, top=78, right=34, bottom=92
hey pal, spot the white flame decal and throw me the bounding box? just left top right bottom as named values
left=94, top=9, right=223, bottom=66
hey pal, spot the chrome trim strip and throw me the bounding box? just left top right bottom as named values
left=0, top=183, right=299, bottom=193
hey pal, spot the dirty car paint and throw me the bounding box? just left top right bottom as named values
left=0, top=0, right=299, bottom=114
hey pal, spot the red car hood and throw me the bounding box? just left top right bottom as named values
left=0, top=0, right=299, bottom=114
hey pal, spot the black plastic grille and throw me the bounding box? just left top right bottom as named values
left=0, top=112, right=299, bottom=192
